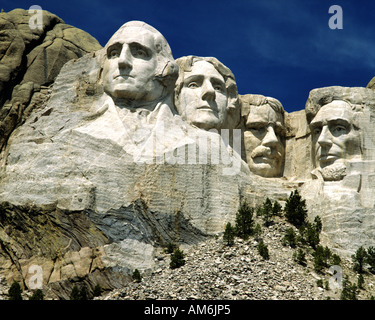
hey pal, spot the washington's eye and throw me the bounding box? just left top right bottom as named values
left=108, top=48, right=120, bottom=58
left=134, top=48, right=147, bottom=58
left=130, top=44, right=150, bottom=59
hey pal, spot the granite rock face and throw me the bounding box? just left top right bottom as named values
left=0, top=8, right=102, bottom=152
left=0, top=19, right=272, bottom=299
left=301, top=86, right=375, bottom=257
left=1, top=12, right=375, bottom=300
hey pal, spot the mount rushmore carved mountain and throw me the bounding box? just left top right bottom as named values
left=1, top=8, right=375, bottom=299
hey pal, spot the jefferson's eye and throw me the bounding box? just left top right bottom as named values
left=188, top=82, right=199, bottom=89
left=211, top=81, right=225, bottom=92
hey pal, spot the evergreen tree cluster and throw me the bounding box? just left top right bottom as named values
left=163, top=242, right=186, bottom=269
left=7, top=281, right=45, bottom=300
left=223, top=197, right=282, bottom=260
left=281, top=190, right=341, bottom=273
left=352, top=246, right=375, bottom=274
left=340, top=276, right=359, bottom=300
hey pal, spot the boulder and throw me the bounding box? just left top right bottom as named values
left=0, top=8, right=102, bottom=152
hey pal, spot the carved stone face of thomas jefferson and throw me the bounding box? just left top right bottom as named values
left=309, top=100, right=362, bottom=180
left=174, top=56, right=240, bottom=131
left=176, top=60, right=228, bottom=130
left=244, top=99, right=285, bottom=177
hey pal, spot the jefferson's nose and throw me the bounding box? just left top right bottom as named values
left=201, top=80, right=215, bottom=101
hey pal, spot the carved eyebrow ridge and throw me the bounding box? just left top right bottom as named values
left=106, top=41, right=152, bottom=56
left=184, top=74, right=225, bottom=85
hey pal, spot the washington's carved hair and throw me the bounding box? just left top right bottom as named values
left=102, top=20, right=179, bottom=94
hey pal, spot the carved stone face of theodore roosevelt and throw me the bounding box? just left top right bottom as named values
left=244, top=102, right=285, bottom=177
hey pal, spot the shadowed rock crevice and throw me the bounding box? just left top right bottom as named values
left=88, top=199, right=207, bottom=247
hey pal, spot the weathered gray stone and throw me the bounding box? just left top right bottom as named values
left=0, top=8, right=102, bottom=152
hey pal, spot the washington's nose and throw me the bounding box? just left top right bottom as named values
left=201, top=80, right=215, bottom=101
left=317, top=126, right=332, bottom=147
left=262, top=126, right=278, bottom=147
left=118, top=45, right=132, bottom=69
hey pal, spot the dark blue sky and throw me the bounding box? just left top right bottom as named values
left=3, top=0, right=375, bottom=113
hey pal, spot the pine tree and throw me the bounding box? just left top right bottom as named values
left=313, top=245, right=332, bottom=273
left=366, top=246, right=375, bottom=273
left=261, top=198, right=274, bottom=227
left=313, top=215, right=322, bottom=234
left=293, top=248, right=307, bottom=266
left=170, top=248, right=186, bottom=269
left=330, top=253, right=342, bottom=266
left=29, top=289, right=44, bottom=300
left=235, top=201, right=254, bottom=239
left=352, top=246, right=367, bottom=274
left=223, top=222, right=235, bottom=246
left=132, top=269, right=142, bottom=283
left=340, top=276, right=358, bottom=300
left=93, top=284, right=102, bottom=297
left=284, top=190, right=308, bottom=228
left=305, top=222, right=320, bottom=249
left=8, top=281, right=22, bottom=300
left=257, top=240, right=269, bottom=260
left=272, top=200, right=282, bottom=217
left=70, top=285, right=80, bottom=300
left=282, top=227, right=297, bottom=248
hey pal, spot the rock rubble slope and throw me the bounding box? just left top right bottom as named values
left=97, top=216, right=375, bottom=301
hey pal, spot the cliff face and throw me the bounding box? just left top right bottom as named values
left=0, top=8, right=102, bottom=153
left=1, top=9, right=375, bottom=300
left=0, top=49, right=291, bottom=299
